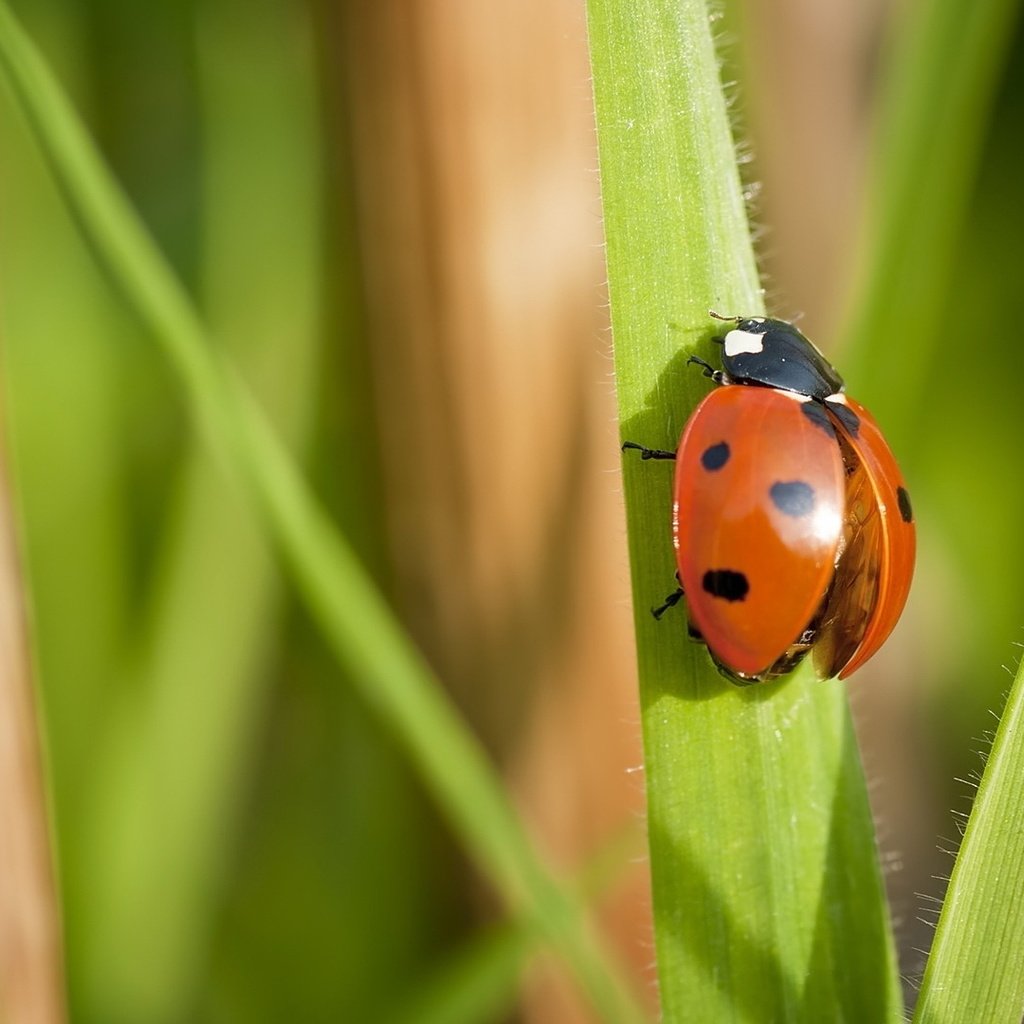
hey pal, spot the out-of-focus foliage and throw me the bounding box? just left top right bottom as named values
left=1, top=2, right=456, bottom=1021
left=2, top=0, right=1024, bottom=1021
left=1, top=1, right=648, bottom=1022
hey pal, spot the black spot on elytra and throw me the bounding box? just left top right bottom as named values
left=801, top=401, right=836, bottom=438
left=702, top=569, right=749, bottom=602
left=770, top=480, right=816, bottom=517
left=830, top=401, right=860, bottom=436
left=897, top=485, right=913, bottom=523
left=701, top=441, right=730, bottom=470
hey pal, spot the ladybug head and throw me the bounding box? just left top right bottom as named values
left=707, top=312, right=781, bottom=351
left=721, top=316, right=784, bottom=346
left=712, top=315, right=845, bottom=401
left=735, top=316, right=771, bottom=335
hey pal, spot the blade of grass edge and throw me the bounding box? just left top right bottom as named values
left=912, top=655, right=1024, bottom=1023
left=0, top=5, right=648, bottom=1022
left=585, top=0, right=903, bottom=1020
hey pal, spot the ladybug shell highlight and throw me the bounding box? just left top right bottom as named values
left=672, top=319, right=915, bottom=682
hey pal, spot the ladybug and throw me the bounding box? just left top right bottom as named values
left=624, top=312, right=915, bottom=684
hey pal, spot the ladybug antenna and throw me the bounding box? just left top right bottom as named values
left=708, top=309, right=742, bottom=322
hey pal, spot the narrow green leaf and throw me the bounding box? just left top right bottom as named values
left=586, top=0, right=903, bottom=1020
left=0, top=5, right=646, bottom=1021
left=840, top=0, right=1021, bottom=433
left=913, top=658, right=1024, bottom=1023
left=383, top=822, right=645, bottom=1024
left=77, top=2, right=323, bottom=1019
left=0, top=6, right=130, bottom=864
left=384, top=925, right=528, bottom=1024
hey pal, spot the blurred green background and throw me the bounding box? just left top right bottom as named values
left=1, top=0, right=1023, bottom=1021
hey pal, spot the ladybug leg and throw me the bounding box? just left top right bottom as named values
left=652, top=586, right=684, bottom=620
left=621, top=441, right=676, bottom=461
left=687, top=355, right=726, bottom=385
left=713, top=661, right=760, bottom=687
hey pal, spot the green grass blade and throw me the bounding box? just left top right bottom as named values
left=77, top=2, right=323, bottom=1019
left=0, top=6, right=646, bottom=1021
left=383, top=925, right=528, bottom=1024
left=913, top=659, right=1024, bottom=1023
left=382, top=821, right=644, bottom=1024
left=0, top=7, right=130, bottom=874
left=839, top=0, right=1020, bottom=432
left=222, top=387, right=648, bottom=1024
left=586, top=0, right=903, bottom=1019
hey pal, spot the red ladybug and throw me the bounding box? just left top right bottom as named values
left=624, top=313, right=915, bottom=684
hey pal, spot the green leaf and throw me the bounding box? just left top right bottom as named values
left=0, top=8, right=130, bottom=871
left=382, top=822, right=645, bottom=1024
left=383, top=925, right=529, bottom=1024
left=839, top=0, right=1021, bottom=435
left=586, top=0, right=903, bottom=1019
left=76, top=1, right=324, bottom=1018
left=913, top=657, right=1024, bottom=1023
left=0, top=5, right=646, bottom=1022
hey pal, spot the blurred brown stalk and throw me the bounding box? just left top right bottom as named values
left=323, top=0, right=653, bottom=1018
left=0, top=433, right=63, bottom=1024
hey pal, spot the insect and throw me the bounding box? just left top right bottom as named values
left=623, top=312, right=915, bottom=684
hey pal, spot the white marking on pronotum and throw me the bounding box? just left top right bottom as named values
left=825, top=393, right=849, bottom=405
left=723, top=328, right=765, bottom=357
left=777, top=391, right=812, bottom=403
